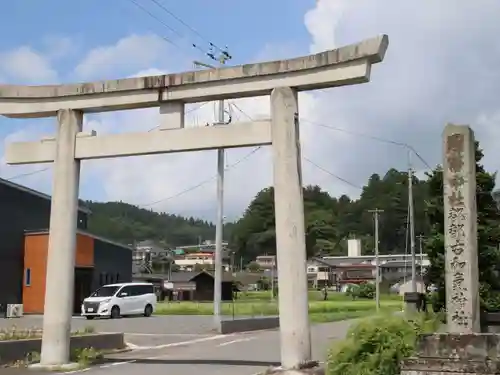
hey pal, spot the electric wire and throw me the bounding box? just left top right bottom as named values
left=302, top=119, right=432, bottom=170
left=127, top=0, right=206, bottom=56
left=229, top=100, right=363, bottom=190
left=146, top=0, right=227, bottom=54
left=230, top=103, right=432, bottom=172
left=140, top=146, right=262, bottom=207
left=4, top=167, right=50, bottom=181
left=302, top=157, right=363, bottom=190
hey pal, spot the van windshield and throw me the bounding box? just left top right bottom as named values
left=91, top=286, right=119, bottom=297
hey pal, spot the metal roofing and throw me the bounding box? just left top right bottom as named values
left=0, top=177, right=92, bottom=214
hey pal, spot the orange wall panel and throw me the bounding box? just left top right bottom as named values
left=23, top=233, right=95, bottom=314
left=23, top=234, right=48, bottom=314
left=76, top=233, right=94, bottom=267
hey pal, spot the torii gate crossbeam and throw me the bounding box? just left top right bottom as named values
left=0, top=34, right=389, bottom=371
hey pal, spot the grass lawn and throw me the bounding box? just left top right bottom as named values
left=155, top=291, right=403, bottom=322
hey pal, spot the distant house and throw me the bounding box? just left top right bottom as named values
left=135, top=270, right=236, bottom=301
left=306, top=259, right=334, bottom=288
left=380, top=261, right=422, bottom=283
left=255, top=255, right=276, bottom=270
left=390, top=277, right=426, bottom=295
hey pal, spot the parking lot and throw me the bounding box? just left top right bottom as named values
left=0, top=315, right=354, bottom=374
left=0, top=315, right=219, bottom=348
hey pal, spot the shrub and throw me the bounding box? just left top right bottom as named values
left=358, top=282, right=375, bottom=299
left=345, top=284, right=360, bottom=300
left=326, top=313, right=440, bottom=375
left=345, top=282, right=375, bottom=300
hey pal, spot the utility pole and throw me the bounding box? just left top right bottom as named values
left=368, top=208, right=384, bottom=312
left=193, top=46, right=232, bottom=331
left=416, top=234, right=425, bottom=276
left=271, top=256, right=276, bottom=300
left=408, top=155, right=417, bottom=293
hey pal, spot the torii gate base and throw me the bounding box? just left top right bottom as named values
left=0, top=34, right=389, bottom=372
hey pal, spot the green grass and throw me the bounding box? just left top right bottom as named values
left=238, top=290, right=401, bottom=302
left=155, top=291, right=403, bottom=322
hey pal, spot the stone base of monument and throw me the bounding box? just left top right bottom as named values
left=401, top=333, right=500, bottom=375
left=404, top=292, right=425, bottom=314
left=265, top=361, right=324, bottom=375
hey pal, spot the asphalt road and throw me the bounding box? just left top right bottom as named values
left=78, top=320, right=352, bottom=375
left=2, top=316, right=355, bottom=374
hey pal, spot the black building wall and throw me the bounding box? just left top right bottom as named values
left=91, top=237, right=132, bottom=292
left=0, top=180, right=88, bottom=304
left=192, top=273, right=234, bottom=301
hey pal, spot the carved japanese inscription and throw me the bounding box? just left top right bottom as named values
left=443, top=125, right=480, bottom=333
left=446, top=133, right=468, bottom=328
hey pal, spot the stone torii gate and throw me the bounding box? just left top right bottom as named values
left=0, top=34, right=388, bottom=370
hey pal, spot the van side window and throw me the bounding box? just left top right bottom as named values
left=132, top=285, right=154, bottom=296
left=119, top=286, right=133, bottom=296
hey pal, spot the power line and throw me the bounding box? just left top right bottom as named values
left=141, top=146, right=262, bottom=207
left=302, top=119, right=432, bottom=170
left=127, top=0, right=206, bottom=56
left=5, top=167, right=50, bottom=181
left=228, top=102, right=363, bottom=191
left=227, top=110, right=432, bottom=171
left=147, top=0, right=228, bottom=57
left=303, top=157, right=362, bottom=190
left=229, top=101, right=253, bottom=121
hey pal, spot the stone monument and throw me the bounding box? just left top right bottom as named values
left=401, top=124, right=500, bottom=375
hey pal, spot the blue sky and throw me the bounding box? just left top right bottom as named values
left=1, top=1, right=500, bottom=220
left=0, top=0, right=314, bottom=206
left=0, top=0, right=313, bottom=78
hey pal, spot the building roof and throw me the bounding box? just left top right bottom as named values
left=380, top=261, right=422, bottom=268
left=232, top=272, right=263, bottom=286
left=312, top=257, right=369, bottom=267
left=0, top=177, right=92, bottom=214
left=24, top=229, right=132, bottom=251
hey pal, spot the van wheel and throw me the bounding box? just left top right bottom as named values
left=110, top=306, right=121, bottom=319
left=85, top=316, right=95, bottom=320
left=144, top=304, right=153, bottom=317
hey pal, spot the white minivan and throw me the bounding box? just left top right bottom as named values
left=81, top=282, right=157, bottom=320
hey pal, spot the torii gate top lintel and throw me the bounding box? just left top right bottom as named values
left=0, top=34, right=388, bottom=118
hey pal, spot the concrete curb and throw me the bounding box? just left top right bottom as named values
left=219, top=317, right=280, bottom=334
left=0, top=333, right=125, bottom=365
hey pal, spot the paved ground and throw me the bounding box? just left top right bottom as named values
left=81, top=320, right=351, bottom=375
left=1, top=316, right=354, bottom=374
left=0, top=315, right=217, bottom=346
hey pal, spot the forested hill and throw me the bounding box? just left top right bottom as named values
left=83, top=167, right=431, bottom=256
left=85, top=201, right=219, bottom=247
left=231, top=168, right=431, bottom=262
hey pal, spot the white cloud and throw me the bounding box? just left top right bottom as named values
left=0, top=46, right=57, bottom=84
left=42, top=35, right=78, bottom=60
left=74, top=34, right=173, bottom=79
left=4, top=0, right=500, bottom=222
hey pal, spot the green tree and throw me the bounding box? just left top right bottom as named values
left=246, top=261, right=261, bottom=272
left=231, top=185, right=346, bottom=261
left=85, top=201, right=223, bottom=246
left=425, top=142, right=500, bottom=312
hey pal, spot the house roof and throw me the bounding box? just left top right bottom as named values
left=232, top=272, right=263, bottom=285
left=0, top=177, right=92, bottom=214
left=24, top=228, right=132, bottom=250
left=166, top=270, right=234, bottom=283
left=312, top=257, right=370, bottom=267
left=380, top=261, right=422, bottom=268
